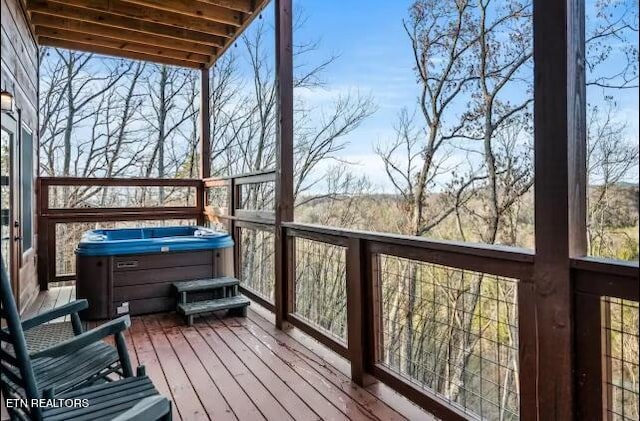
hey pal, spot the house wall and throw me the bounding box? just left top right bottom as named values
left=1, top=0, right=39, bottom=312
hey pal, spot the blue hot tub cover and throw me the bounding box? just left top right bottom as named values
left=75, top=226, right=234, bottom=256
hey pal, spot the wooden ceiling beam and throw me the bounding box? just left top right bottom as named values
left=47, top=0, right=239, bottom=32
left=121, top=0, right=245, bottom=26
left=27, top=0, right=233, bottom=42
left=30, top=13, right=219, bottom=55
left=39, top=36, right=204, bottom=68
left=35, top=27, right=210, bottom=64
left=198, top=0, right=254, bottom=14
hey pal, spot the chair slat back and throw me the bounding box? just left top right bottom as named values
left=0, top=261, right=40, bottom=406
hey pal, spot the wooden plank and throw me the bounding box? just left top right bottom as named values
left=2, top=0, right=38, bottom=66
left=39, top=176, right=202, bottom=186
left=47, top=211, right=199, bottom=223
left=173, top=277, right=239, bottom=292
left=46, top=206, right=198, bottom=215
left=193, top=0, right=254, bottom=14
left=34, top=26, right=210, bottom=63
left=38, top=37, right=204, bottom=69
left=574, top=268, right=639, bottom=301
left=163, top=327, right=237, bottom=420
left=142, top=317, right=210, bottom=421
left=204, top=318, right=318, bottom=420
left=122, top=0, right=244, bottom=26
left=284, top=223, right=534, bottom=265
left=236, top=317, right=386, bottom=421
left=37, top=285, right=62, bottom=316
left=246, top=307, right=422, bottom=421
left=31, top=13, right=217, bottom=54
left=204, top=0, right=269, bottom=67
left=50, top=285, right=73, bottom=323
left=194, top=322, right=293, bottom=421
left=218, top=317, right=349, bottom=421
left=31, top=0, right=238, bottom=35
left=177, top=296, right=249, bottom=316
left=27, top=0, right=229, bottom=44
left=203, top=169, right=276, bottom=183
left=532, top=0, right=579, bottom=418
left=232, top=316, right=383, bottom=420
left=129, top=318, right=179, bottom=420
left=180, top=326, right=265, bottom=421
left=273, top=0, right=294, bottom=329
left=0, top=2, right=38, bottom=99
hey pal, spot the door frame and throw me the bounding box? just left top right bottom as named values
left=1, top=111, right=20, bottom=305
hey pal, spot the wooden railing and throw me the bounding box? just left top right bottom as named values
left=37, top=172, right=639, bottom=419
left=573, top=257, right=639, bottom=420
left=203, top=170, right=276, bottom=309
left=37, top=177, right=203, bottom=287
left=202, top=172, right=639, bottom=420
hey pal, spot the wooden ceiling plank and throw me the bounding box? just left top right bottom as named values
left=39, top=36, right=204, bottom=68
left=121, top=0, right=244, bottom=26
left=35, top=26, right=210, bottom=63
left=206, top=0, right=268, bottom=67
left=47, top=0, right=240, bottom=32
left=30, top=13, right=219, bottom=54
left=198, top=0, right=254, bottom=14
left=27, top=0, right=231, bottom=43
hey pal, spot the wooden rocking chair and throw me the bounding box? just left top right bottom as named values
left=0, top=262, right=171, bottom=420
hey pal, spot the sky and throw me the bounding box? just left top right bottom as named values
left=239, top=0, right=638, bottom=192
left=41, top=0, right=639, bottom=189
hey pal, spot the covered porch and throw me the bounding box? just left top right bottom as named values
left=0, top=0, right=638, bottom=420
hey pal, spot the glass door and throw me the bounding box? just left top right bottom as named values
left=1, top=114, right=18, bottom=298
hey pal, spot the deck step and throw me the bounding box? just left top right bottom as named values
left=173, top=277, right=239, bottom=293
left=177, top=295, right=250, bottom=316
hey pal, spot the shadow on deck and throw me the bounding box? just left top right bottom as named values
left=3, top=286, right=433, bottom=421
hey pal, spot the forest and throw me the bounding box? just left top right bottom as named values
left=37, top=1, right=638, bottom=420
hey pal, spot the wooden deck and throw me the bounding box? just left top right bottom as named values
left=3, top=286, right=433, bottom=421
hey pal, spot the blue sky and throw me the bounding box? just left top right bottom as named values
left=290, top=0, right=429, bottom=189
left=243, top=0, right=637, bottom=191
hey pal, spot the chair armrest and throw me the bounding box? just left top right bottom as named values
left=112, top=395, right=171, bottom=421
left=21, top=299, right=89, bottom=330
left=30, top=315, right=130, bottom=359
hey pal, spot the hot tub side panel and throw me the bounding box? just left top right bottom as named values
left=76, top=255, right=111, bottom=320
left=77, top=247, right=234, bottom=320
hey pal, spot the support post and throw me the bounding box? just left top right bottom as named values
left=199, top=68, right=211, bottom=180
left=274, top=0, right=294, bottom=329
left=346, top=238, right=365, bottom=385
left=532, top=0, right=586, bottom=418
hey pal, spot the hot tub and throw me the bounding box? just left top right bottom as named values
left=76, top=226, right=234, bottom=320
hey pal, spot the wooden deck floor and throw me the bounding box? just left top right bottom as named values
left=4, top=287, right=433, bottom=421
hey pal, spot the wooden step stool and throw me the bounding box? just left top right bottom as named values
left=173, top=277, right=250, bottom=326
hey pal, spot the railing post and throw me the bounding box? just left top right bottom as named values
left=36, top=177, right=49, bottom=291
left=274, top=0, right=294, bottom=329
left=575, top=293, right=606, bottom=420
left=346, top=238, right=366, bottom=385
left=196, top=180, right=205, bottom=226
left=199, top=68, right=211, bottom=180
left=532, top=0, right=586, bottom=417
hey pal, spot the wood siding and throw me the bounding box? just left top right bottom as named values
left=1, top=0, right=39, bottom=312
